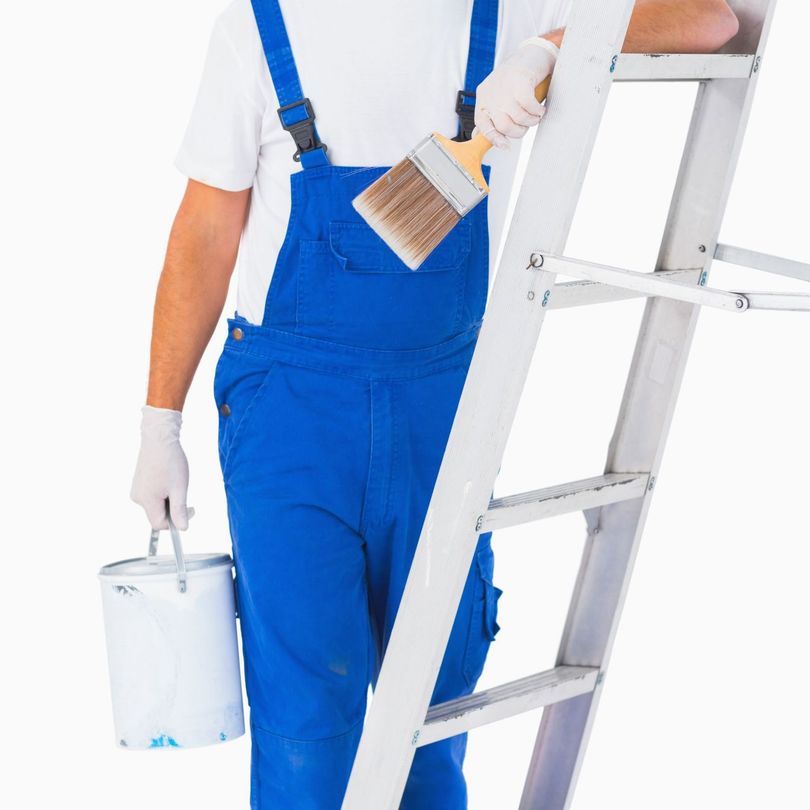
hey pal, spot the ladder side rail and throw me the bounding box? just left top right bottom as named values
left=520, top=3, right=778, bottom=808
left=340, top=1, right=638, bottom=807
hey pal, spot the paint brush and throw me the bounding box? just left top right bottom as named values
left=352, top=77, right=551, bottom=270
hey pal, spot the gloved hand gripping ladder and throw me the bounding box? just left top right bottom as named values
left=341, top=1, right=810, bottom=808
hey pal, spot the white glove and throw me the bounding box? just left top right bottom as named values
left=474, top=36, right=560, bottom=149
left=130, top=405, right=191, bottom=531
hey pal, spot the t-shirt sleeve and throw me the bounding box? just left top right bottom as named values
left=174, top=16, right=265, bottom=192
left=550, top=0, right=573, bottom=30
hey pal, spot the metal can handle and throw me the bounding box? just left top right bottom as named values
left=147, top=513, right=189, bottom=594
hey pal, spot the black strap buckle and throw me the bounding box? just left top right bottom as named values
left=453, top=90, right=477, bottom=142
left=277, top=98, right=327, bottom=162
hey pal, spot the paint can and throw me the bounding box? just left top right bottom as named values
left=98, top=518, right=244, bottom=750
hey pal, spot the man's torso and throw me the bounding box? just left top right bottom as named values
left=176, top=0, right=570, bottom=324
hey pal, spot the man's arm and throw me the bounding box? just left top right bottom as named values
left=475, top=1, right=740, bottom=145
left=130, top=179, right=249, bottom=530
left=543, top=0, right=740, bottom=53
left=148, top=179, right=250, bottom=410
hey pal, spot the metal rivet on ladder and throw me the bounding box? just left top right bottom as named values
left=527, top=253, right=544, bottom=269
left=698, top=244, right=707, bottom=253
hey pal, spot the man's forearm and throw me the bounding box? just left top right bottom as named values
left=543, top=0, right=739, bottom=54
left=147, top=181, right=250, bottom=411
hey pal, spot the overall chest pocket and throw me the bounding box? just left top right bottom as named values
left=297, top=219, right=472, bottom=350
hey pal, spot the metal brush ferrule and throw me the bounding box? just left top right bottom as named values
left=407, top=135, right=487, bottom=216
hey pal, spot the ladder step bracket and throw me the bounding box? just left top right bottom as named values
left=483, top=473, right=649, bottom=532
left=418, top=666, right=599, bottom=747
left=715, top=243, right=810, bottom=283
left=613, top=52, right=756, bottom=82
left=542, top=254, right=751, bottom=311
left=736, top=291, right=810, bottom=312
left=550, top=269, right=701, bottom=309
left=544, top=254, right=810, bottom=313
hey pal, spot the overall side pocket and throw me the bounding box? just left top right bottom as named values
left=462, top=541, right=503, bottom=688
left=213, top=349, right=279, bottom=481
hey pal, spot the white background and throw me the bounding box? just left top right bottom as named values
left=2, top=2, right=808, bottom=808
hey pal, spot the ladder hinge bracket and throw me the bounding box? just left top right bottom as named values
left=527, top=253, right=545, bottom=270
left=475, top=515, right=485, bottom=532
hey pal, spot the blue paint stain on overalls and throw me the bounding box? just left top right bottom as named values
left=213, top=1, right=502, bottom=807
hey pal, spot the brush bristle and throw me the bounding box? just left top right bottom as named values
left=352, top=159, right=461, bottom=270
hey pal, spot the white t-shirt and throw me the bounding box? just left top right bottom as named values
left=176, top=0, right=571, bottom=326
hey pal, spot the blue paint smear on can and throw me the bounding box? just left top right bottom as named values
left=150, top=734, right=180, bottom=748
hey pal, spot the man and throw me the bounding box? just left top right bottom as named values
left=131, top=1, right=739, bottom=807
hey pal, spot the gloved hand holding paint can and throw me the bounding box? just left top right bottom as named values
left=130, top=405, right=191, bottom=531
left=98, top=518, right=245, bottom=750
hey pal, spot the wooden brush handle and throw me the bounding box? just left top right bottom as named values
left=534, top=74, right=552, bottom=104
left=433, top=75, right=553, bottom=193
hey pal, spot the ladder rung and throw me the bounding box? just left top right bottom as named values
left=550, top=269, right=700, bottom=309
left=715, top=243, right=810, bottom=283
left=613, top=53, right=755, bottom=81
left=419, top=666, right=599, bottom=747
left=482, top=473, right=648, bottom=532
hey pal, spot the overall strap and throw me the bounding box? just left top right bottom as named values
left=250, top=0, right=329, bottom=168
left=456, top=0, right=500, bottom=141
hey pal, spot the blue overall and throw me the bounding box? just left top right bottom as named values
left=213, top=2, right=501, bottom=807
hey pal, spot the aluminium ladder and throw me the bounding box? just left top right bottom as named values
left=342, top=1, right=810, bottom=807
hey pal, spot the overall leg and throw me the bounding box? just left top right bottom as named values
left=216, top=351, right=375, bottom=810
left=363, top=364, right=502, bottom=810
